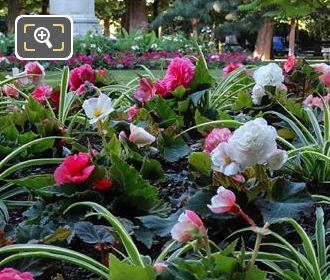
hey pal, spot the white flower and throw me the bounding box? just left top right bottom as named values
left=211, top=142, right=240, bottom=176
left=251, top=84, right=266, bottom=105
left=267, top=149, right=288, bottom=170
left=82, top=93, right=114, bottom=124
left=253, top=63, right=284, bottom=87
left=128, top=124, right=156, bottom=148
left=228, top=118, right=277, bottom=169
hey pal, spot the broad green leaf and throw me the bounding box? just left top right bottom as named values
left=256, top=178, right=313, bottom=223
left=190, top=58, right=215, bottom=91
left=109, top=155, right=158, bottom=211
left=214, top=254, right=237, bottom=274
left=188, top=152, right=212, bottom=175
left=9, top=174, right=55, bottom=190
left=109, top=254, right=156, bottom=280
left=74, top=221, right=115, bottom=245
left=140, top=158, right=164, bottom=181
left=233, top=92, right=253, bottom=110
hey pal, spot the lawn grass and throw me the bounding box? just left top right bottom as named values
left=1, top=69, right=221, bottom=87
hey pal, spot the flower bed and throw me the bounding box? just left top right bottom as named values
left=0, top=54, right=329, bottom=279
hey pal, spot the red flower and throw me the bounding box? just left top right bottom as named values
left=94, top=178, right=113, bottom=191
left=283, top=55, right=296, bottom=73
left=54, top=152, right=95, bottom=184
left=69, top=64, right=95, bottom=91
left=50, top=89, right=60, bottom=108
left=32, top=85, right=53, bottom=102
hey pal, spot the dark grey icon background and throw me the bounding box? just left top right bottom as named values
left=16, top=16, right=72, bottom=60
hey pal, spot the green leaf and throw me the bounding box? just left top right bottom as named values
left=140, top=158, right=165, bottom=181
left=109, top=254, right=156, bottom=280
left=42, top=226, right=72, bottom=244
left=29, top=138, right=55, bottom=154
left=109, top=155, right=158, bottom=211
left=18, top=131, right=38, bottom=144
left=190, top=58, right=215, bottom=91
left=9, top=174, right=55, bottom=190
left=172, top=85, right=186, bottom=99
left=137, top=210, right=182, bottom=237
left=233, top=92, right=253, bottom=110
left=188, top=152, right=211, bottom=175
left=244, top=265, right=267, bottom=280
left=37, top=184, right=98, bottom=199
left=3, top=125, right=19, bottom=141
left=256, top=178, right=313, bottom=223
left=177, top=99, right=190, bottom=112
left=158, top=130, right=190, bottom=162
left=74, top=221, right=115, bottom=245
left=214, top=254, right=237, bottom=274
left=105, top=134, right=122, bottom=157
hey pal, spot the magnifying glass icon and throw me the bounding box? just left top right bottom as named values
left=34, top=27, right=53, bottom=49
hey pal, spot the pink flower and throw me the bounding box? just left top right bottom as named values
left=32, top=85, right=53, bottom=102
left=0, top=268, right=34, bottom=280
left=128, top=124, right=156, bottom=148
left=25, top=61, right=45, bottom=83
left=232, top=174, right=246, bottom=183
left=119, top=131, right=128, bottom=144
left=204, top=128, right=233, bottom=153
left=155, top=79, right=169, bottom=97
left=208, top=187, right=238, bottom=214
left=312, top=63, right=330, bottom=73
left=223, top=63, right=242, bottom=77
left=153, top=263, right=167, bottom=274
left=95, top=69, right=106, bottom=79
left=77, top=83, right=88, bottom=95
left=69, top=67, right=82, bottom=90
left=320, top=70, right=330, bottom=87
left=69, top=64, right=95, bottom=91
left=163, top=57, right=195, bottom=92
left=79, top=64, right=95, bottom=83
left=2, top=84, right=18, bottom=97
left=128, top=104, right=138, bottom=121
left=54, top=152, right=95, bottom=185
left=283, top=55, right=296, bottom=73
left=170, top=210, right=207, bottom=243
left=134, top=79, right=156, bottom=103
left=304, top=95, right=326, bottom=109
left=94, top=178, right=113, bottom=191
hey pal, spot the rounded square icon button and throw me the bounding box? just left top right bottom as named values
left=15, top=15, right=73, bottom=60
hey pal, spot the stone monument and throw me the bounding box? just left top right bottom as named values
left=50, top=0, right=102, bottom=37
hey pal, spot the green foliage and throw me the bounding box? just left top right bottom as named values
left=256, top=178, right=313, bottom=224
left=110, top=254, right=156, bottom=280
left=109, top=155, right=159, bottom=212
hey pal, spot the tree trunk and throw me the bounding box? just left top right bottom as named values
left=192, top=18, right=199, bottom=40
left=288, top=17, right=297, bottom=55
left=123, top=0, right=148, bottom=32
left=41, top=0, right=49, bottom=14
left=6, top=0, right=21, bottom=33
left=104, top=16, right=110, bottom=37
left=254, top=17, right=273, bottom=60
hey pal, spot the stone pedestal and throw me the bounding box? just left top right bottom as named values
left=50, top=0, right=101, bottom=37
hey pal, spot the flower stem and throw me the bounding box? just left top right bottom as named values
left=239, top=209, right=256, bottom=227
left=248, top=223, right=269, bottom=270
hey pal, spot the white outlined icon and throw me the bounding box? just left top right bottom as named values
left=15, top=15, right=73, bottom=60
left=34, top=27, right=53, bottom=49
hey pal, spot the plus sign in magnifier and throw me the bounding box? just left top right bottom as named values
left=34, top=27, right=53, bottom=48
